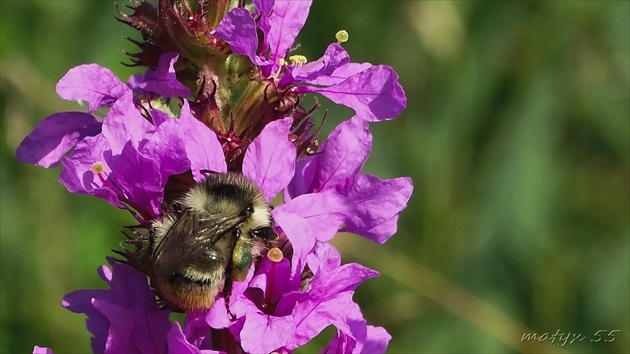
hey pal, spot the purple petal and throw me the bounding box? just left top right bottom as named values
left=306, top=241, right=341, bottom=279
left=62, top=261, right=170, bottom=354
left=168, top=322, right=222, bottom=354
left=248, top=256, right=291, bottom=305
left=300, top=65, right=407, bottom=122
left=362, top=326, right=391, bottom=354
left=289, top=292, right=354, bottom=350
left=183, top=310, right=211, bottom=348
left=62, top=288, right=110, bottom=353
left=107, top=261, right=172, bottom=354
left=16, top=112, right=102, bottom=168
left=149, top=108, right=171, bottom=127
left=320, top=303, right=367, bottom=354
left=207, top=265, right=256, bottom=328
left=179, top=101, right=227, bottom=180
left=313, top=117, right=372, bottom=192
left=287, top=264, right=378, bottom=348
left=139, top=53, right=191, bottom=98
left=127, top=73, right=144, bottom=91
left=321, top=330, right=354, bottom=354
left=92, top=295, right=170, bottom=354
left=272, top=211, right=314, bottom=285
left=213, top=9, right=266, bottom=66
left=32, top=347, right=54, bottom=354
left=101, top=92, right=155, bottom=154
left=307, top=62, right=372, bottom=87
left=107, top=142, right=163, bottom=219
left=337, top=175, right=413, bottom=244
left=167, top=322, right=201, bottom=354
left=243, top=117, right=296, bottom=201
left=277, top=192, right=353, bottom=241
left=252, top=0, right=273, bottom=51
left=292, top=44, right=350, bottom=84
left=239, top=312, right=295, bottom=354
left=284, top=156, right=318, bottom=201
left=56, top=64, right=130, bottom=112
left=141, top=118, right=190, bottom=186
left=130, top=310, right=172, bottom=354
left=321, top=304, right=391, bottom=354
left=265, top=0, right=312, bottom=71
left=205, top=296, right=232, bottom=329
left=78, top=264, right=169, bottom=354
left=105, top=258, right=161, bottom=309
left=91, top=300, right=134, bottom=354
left=252, top=0, right=274, bottom=16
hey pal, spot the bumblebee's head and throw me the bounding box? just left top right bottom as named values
left=182, top=173, right=276, bottom=240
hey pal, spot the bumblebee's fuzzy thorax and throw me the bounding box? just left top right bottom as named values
left=120, top=172, right=277, bottom=313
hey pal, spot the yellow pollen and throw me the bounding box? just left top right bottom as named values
left=279, top=58, right=286, bottom=67
left=335, top=30, right=349, bottom=43
left=91, top=162, right=105, bottom=174
left=267, top=248, right=284, bottom=263
left=288, top=55, right=308, bottom=66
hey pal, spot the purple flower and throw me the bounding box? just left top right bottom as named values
left=16, top=53, right=191, bottom=170
left=58, top=91, right=191, bottom=221
left=214, top=2, right=407, bottom=122
left=17, top=59, right=221, bottom=221
left=213, top=241, right=384, bottom=354
left=286, top=117, right=414, bottom=244
left=62, top=258, right=172, bottom=354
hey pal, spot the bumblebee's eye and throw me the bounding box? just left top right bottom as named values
left=244, top=205, right=254, bottom=217
left=171, top=202, right=184, bottom=216
left=251, top=226, right=277, bottom=240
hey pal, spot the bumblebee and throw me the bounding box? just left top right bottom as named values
left=134, top=172, right=277, bottom=312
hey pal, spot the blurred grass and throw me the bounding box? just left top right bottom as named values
left=1, top=1, right=628, bottom=353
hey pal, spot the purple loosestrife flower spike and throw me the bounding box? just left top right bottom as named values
left=23, top=1, right=413, bottom=353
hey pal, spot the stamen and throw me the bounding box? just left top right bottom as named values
left=91, top=162, right=106, bottom=174
left=267, top=247, right=283, bottom=263
left=336, top=30, right=349, bottom=43
left=91, top=162, right=116, bottom=191
left=288, top=55, right=307, bottom=67
left=279, top=58, right=286, bottom=67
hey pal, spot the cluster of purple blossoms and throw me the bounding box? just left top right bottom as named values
left=21, top=1, right=412, bottom=353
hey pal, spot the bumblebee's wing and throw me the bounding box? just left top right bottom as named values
left=152, top=211, right=246, bottom=278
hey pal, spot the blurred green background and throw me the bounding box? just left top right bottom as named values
left=1, top=1, right=628, bottom=353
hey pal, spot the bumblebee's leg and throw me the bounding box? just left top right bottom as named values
left=223, top=278, right=237, bottom=321
left=224, top=227, right=241, bottom=321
